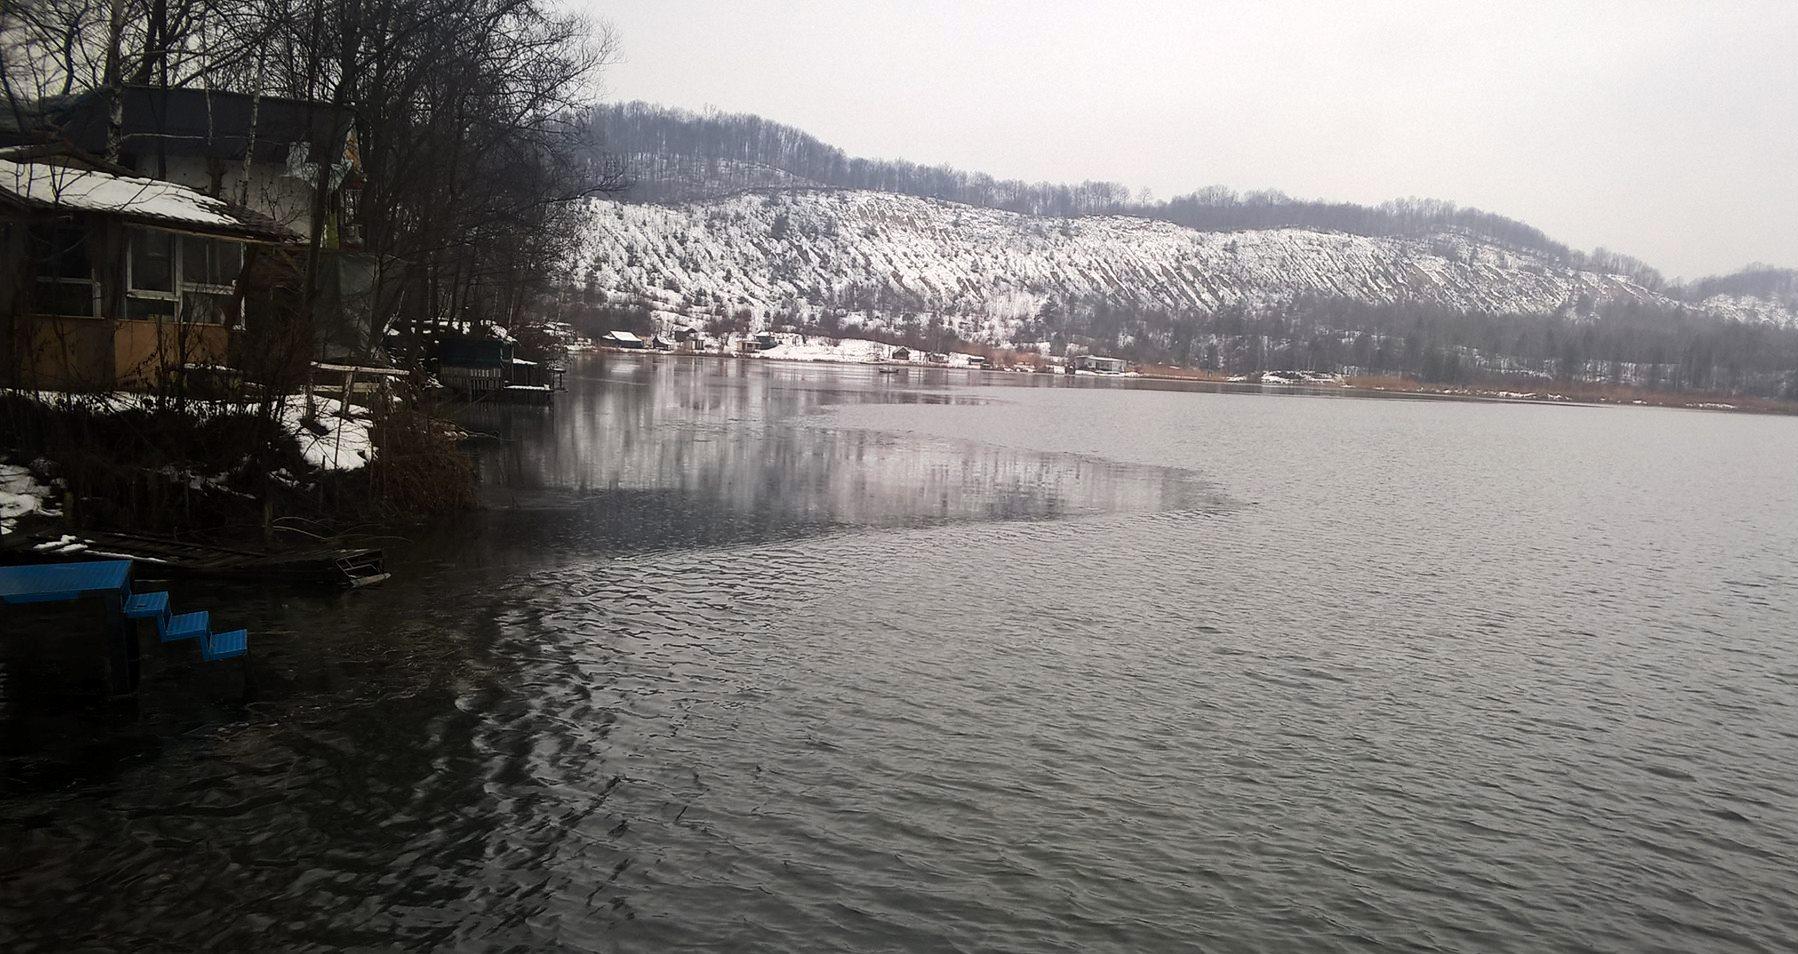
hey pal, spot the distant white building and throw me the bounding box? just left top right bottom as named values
left=1074, top=355, right=1129, bottom=374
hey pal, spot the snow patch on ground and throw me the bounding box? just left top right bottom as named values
left=1259, top=371, right=1346, bottom=386
left=757, top=337, right=908, bottom=363
left=3, top=390, right=375, bottom=473
left=282, top=398, right=374, bottom=472
left=0, top=464, right=58, bottom=536
left=33, top=533, right=87, bottom=553
left=745, top=335, right=1004, bottom=368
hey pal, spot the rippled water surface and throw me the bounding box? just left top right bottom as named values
left=5, top=356, right=1798, bottom=952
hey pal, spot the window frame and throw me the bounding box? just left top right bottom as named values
left=178, top=235, right=245, bottom=328
left=125, top=227, right=249, bottom=327
left=181, top=234, right=243, bottom=291
left=28, top=222, right=99, bottom=318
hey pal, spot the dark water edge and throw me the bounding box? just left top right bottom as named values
left=3, top=355, right=1797, bottom=952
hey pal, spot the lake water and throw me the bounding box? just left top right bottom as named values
left=4, top=356, right=1798, bottom=952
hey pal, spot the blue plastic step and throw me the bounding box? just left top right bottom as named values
left=162, top=610, right=209, bottom=643
left=203, top=629, right=248, bottom=662
left=124, top=591, right=169, bottom=619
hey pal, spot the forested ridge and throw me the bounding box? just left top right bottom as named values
left=590, top=101, right=1726, bottom=293
left=574, top=101, right=1798, bottom=397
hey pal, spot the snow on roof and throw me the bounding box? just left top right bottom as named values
left=311, top=361, right=408, bottom=377
left=605, top=330, right=642, bottom=342
left=0, top=158, right=295, bottom=240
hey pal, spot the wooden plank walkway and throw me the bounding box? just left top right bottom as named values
left=12, top=532, right=387, bottom=588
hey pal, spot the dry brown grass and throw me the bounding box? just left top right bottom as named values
left=1343, top=374, right=1420, bottom=392
left=364, top=407, right=478, bottom=515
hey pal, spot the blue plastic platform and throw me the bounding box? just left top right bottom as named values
left=0, top=560, right=131, bottom=604
left=0, top=559, right=248, bottom=691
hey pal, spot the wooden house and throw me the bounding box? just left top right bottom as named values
left=435, top=336, right=511, bottom=394
left=434, top=335, right=555, bottom=403
left=48, top=86, right=358, bottom=246
left=0, top=152, right=300, bottom=391
left=0, top=86, right=370, bottom=391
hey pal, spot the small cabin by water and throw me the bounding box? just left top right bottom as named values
left=436, top=337, right=510, bottom=394
left=435, top=337, right=554, bottom=403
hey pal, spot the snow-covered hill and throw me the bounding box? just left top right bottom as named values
left=577, top=189, right=1797, bottom=342
left=1698, top=293, right=1798, bottom=327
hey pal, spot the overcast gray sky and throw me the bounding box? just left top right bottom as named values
left=588, top=0, right=1796, bottom=279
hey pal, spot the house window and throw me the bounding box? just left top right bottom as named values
left=125, top=228, right=245, bottom=325
left=182, top=236, right=242, bottom=286
left=180, top=290, right=237, bottom=325
left=27, top=223, right=97, bottom=317
left=129, top=228, right=176, bottom=291
left=180, top=236, right=244, bottom=326
left=127, top=227, right=177, bottom=320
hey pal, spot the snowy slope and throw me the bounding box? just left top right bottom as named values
left=1698, top=293, right=1798, bottom=328
left=578, top=189, right=1798, bottom=340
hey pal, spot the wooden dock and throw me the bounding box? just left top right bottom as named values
left=7, top=532, right=389, bottom=589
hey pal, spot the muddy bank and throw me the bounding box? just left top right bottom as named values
left=0, top=392, right=476, bottom=554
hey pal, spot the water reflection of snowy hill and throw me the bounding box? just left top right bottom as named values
left=457, top=357, right=1215, bottom=545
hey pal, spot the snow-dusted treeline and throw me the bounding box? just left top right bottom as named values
left=579, top=190, right=1792, bottom=334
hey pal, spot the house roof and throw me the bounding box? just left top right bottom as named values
left=605, top=330, right=642, bottom=342
left=0, top=103, right=28, bottom=145
left=48, top=86, right=353, bottom=165
left=438, top=337, right=512, bottom=366
left=0, top=158, right=299, bottom=242
left=0, top=94, right=76, bottom=147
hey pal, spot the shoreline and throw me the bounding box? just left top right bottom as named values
left=584, top=347, right=1798, bottom=415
